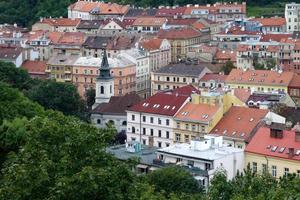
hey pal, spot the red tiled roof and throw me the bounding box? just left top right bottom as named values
left=175, top=103, right=220, bottom=122
left=215, top=49, right=237, bottom=62
left=156, top=7, right=186, bottom=17
left=226, top=69, right=294, bottom=86
left=250, top=17, right=286, bottom=27
left=128, top=92, right=189, bottom=116
left=54, top=32, right=85, bottom=45
left=289, top=73, right=300, bottom=88
left=165, top=85, right=200, bottom=96
left=38, top=18, right=80, bottom=27
left=132, top=17, right=167, bottom=26
left=233, top=88, right=251, bottom=103
left=245, top=127, right=300, bottom=161
left=218, top=26, right=263, bottom=36
left=191, top=21, right=206, bottom=30
left=140, top=38, right=163, bottom=51
left=210, top=106, right=268, bottom=141
left=260, top=34, right=293, bottom=42
left=166, top=18, right=198, bottom=26
left=21, top=60, right=47, bottom=75
left=69, top=1, right=129, bottom=14
left=158, top=28, right=201, bottom=39
left=200, top=73, right=227, bottom=82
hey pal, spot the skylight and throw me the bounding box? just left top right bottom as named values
left=271, top=146, right=277, bottom=152
left=278, top=147, right=285, bottom=153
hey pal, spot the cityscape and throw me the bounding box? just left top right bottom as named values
left=0, top=0, right=299, bottom=199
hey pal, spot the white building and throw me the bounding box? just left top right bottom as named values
left=122, top=48, right=150, bottom=98
left=285, top=3, right=300, bottom=33
left=126, top=92, right=190, bottom=148
left=156, top=135, right=244, bottom=187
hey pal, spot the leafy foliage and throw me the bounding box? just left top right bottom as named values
left=222, top=61, right=236, bottom=75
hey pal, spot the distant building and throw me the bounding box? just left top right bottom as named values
left=157, top=135, right=244, bottom=187
left=126, top=92, right=190, bottom=148
left=199, top=73, right=227, bottom=89
left=32, top=18, right=81, bottom=32
left=288, top=73, right=300, bottom=106
left=131, top=17, right=167, bottom=33
left=91, top=93, right=142, bottom=132
left=250, top=17, right=286, bottom=34
left=151, top=63, right=211, bottom=95
left=285, top=3, right=300, bottom=33
left=245, top=124, right=300, bottom=178
left=76, top=20, right=103, bottom=34
left=81, top=36, right=111, bottom=58
left=21, top=60, right=47, bottom=79
left=0, top=45, right=23, bottom=67
left=68, top=1, right=129, bottom=20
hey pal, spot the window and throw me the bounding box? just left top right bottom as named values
left=132, top=127, right=136, bottom=133
left=183, top=78, right=186, bottom=82
left=122, top=121, right=127, bottom=126
left=262, top=164, right=267, bottom=174
left=176, top=158, right=182, bottom=163
left=97, top=119, right=101, bottom=124
left=192, top=125, right=196, bottom=131
left=184, top=135, right=189, bottom=143
left=272, top=165, right=277, bottom=177
left=166, top=119, right=170, bottom=126
left=187, top=160, right=194, bottom=167
left=205, top=163, right=211, bottom=170
left=176, top=122, right=180, bottom=129
left=166, top=131, right=169, bottom=139
left=158, top=130, right=162, bottom=137
left=166, top=77, right=170, bottom=81
left=284, top=168, right=289, bottom=176
left=252, top=162, right=257, bottom=173
left=150, top=129, right=154, bottom=136
left=201, top=126, right=205, bottom=132
left=158, top=142, right=162, bottom=148
left=132, top=115, right=135, bottom=121
left=100, top=86, right=104, bottom=94
left=150, top=117, right=154, bottom=123
left=158, top=118, right=161, bottom=125
left=175, top=133, right=181, bottom=142
left=297, top=170, right=300, bottom=177
left=142, top=139, right=146, bottom=145
left=185, top=124, right=189, bottom=130
left=143, top=128, right=146, bottom=135
left=142, top=116, right=146, bottom=122
left=166, top=143, right=170, bottom=147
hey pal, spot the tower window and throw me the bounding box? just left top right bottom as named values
left=100, top=86, right=104, bottom=94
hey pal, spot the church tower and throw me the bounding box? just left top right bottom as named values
left=95, top=48, right=114, bottom=105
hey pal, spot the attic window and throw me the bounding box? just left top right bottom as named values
left=271, top=146, right=277, bottom=152
left=172, top=106, right=176, bottom=110
left=278, top=147, right=285, bottom=153
left=232, top=131, right=236, bottom=135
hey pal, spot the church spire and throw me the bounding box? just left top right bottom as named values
left=98, top=47, right=111, bottom=79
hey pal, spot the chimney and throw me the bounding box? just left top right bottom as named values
left=288, top=148, right=294, bottom=158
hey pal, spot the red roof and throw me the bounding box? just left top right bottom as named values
left=156, top=7, right=186, bottom=17
left=210, top=106, right=268, bottom=141
left=21, top=60, right=47, bottom=75
left=128, top=92, right=189, bottom=116
left=165, top=85, right=200, bottom=96
left=140, top=38, right=163, bottom=51
left=38, top=18, right=80, bottom=27
left=158, top=28, right=201, bottom=39
left=260, top=34, right=293, bottom=42
left=250, top=17, right=286, bottom=27
left=289, top=73, right=300, bottom=88
left=245, top=127, right=300, bottom=161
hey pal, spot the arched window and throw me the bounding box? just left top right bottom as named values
left=122, top=121, right=127, bottom=126
left=132, top=126, right=135, bottom=133
left=100, top=86, right=104, bottom=94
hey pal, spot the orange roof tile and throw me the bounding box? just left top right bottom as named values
left=191, top=21, right=206, bottom=30
left=245, top=127, right=300, bottom=161
left=250, top=17, right=286, bottom=27
left=289, top=73, right=300, bottom=88
left=226, top=69, right=294, bottom=87
left=132, top=17, right=167, bottom=26
left=175, top=103, right=220, bottom=122
left=47, top=32, right=64, bottom=43
left=200, top=73, right=227, bottom=82
left=215, top=49, right=237, bottom=62
left=39, top=18, right=80, bottom=27
left=158, top=28, right=201, bottom=39
left=69, top=1, right=129, bottom=14
left=55, top=32, right=85, bottom=45
left=21, top=60, right=47, bottom=74
left=233, top=88, right=251, bottom=103
left=210, top=106, right=268, bottom=140
left=260, top=34, right=293, bottom=42
left=140, top=38, right=163, bottom=51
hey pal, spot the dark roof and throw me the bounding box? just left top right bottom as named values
left=92, top=93, right=142, bottom=115
left=277, top=107, right=300, bottom=125
left=124, top=8, right=157, bottom=18
left=128, top=92, right=189, bottom=116
left=82, top=36, right=112, bottom=49
left=247, top=92, right=284, bottom=104
left=0, top=46, right=22, bottom=60
left=77, top=20, right=103, bottom=29
left=155, top=63, right=207, bottom=77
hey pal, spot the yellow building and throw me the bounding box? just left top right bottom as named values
left=46, top=54, right=79, bottom=82
left=173, top=103, right=223, bottom=143
left=191, top=89, right=246, bottom=114
left=225, top=69, right=294, bottom=93
left=245, top=126, right=300, bottom=178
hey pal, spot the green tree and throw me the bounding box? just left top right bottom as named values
left=208, top=170, right=233, bottom=200
left=85, top=87, right=96, bottom=111
left=146, top=166, right=202, bottom=197
left=0, top=82, right=44, bottom=124
left=26, top=80, right=86, bottom=120
left=265, top=58, right=276, bottom=70
left=221, top=61, right=236, bottom=75
left=0, top=61, right=33, bottom=90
